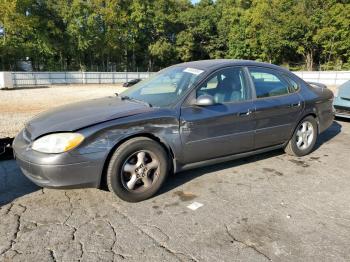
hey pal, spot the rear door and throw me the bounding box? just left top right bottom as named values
left=179, top=67, right=255, bottom=164
left=248, top=67, right=304, bottom=149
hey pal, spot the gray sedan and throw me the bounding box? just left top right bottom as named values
left=13, top=60, right=334, bottom=202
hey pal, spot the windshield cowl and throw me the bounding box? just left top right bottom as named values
left=119, top=95, right=153, bottom=107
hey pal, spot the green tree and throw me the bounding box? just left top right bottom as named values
left=0, top=0, right=36, bottom=70
left=1, top=0, right=350, bottom=71
left=314, top=2, right=350, bottom=69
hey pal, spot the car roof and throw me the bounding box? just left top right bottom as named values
left=173, top=59, right=290, bottom=73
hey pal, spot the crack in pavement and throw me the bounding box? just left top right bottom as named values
left=225, top=225, right=272, bottom=261
left=77, top=241, right=84, bottom=261
left=0, top=214, right=21, bottom=256
left=105, top=219, right=130, bottom=260
left=140, top=223, right=171, bottom=242
left=69, top=217, right=105, bottom=261
left=55, top=191, right=87, bottom=261
left=0, top=203, right=28, bottom=257
left=48, top=249, right=57, bottom=262
left=106, top=220, right=118, bottom=260
left=62, top=190, right=83, bottom=260
left=63, top=191, right=73, bottom=225
left=113, top=207, right=198, bottom=262
left=4, top=203, right=14, bottom=215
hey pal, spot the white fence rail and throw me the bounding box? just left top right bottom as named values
left=293, top=71, right=350, bottom=86
left=1, top=70, right=350, bottom=89
left=9, top=71, right=153, bottom=87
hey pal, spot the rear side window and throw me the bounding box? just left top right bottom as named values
left=283, top=74, right=300, bottom=93
left=249, top=68, right=290, bottom=98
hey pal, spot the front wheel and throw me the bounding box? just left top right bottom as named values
left=107, top=137, right=169, bottom=202
left=285, top=116, right=318, bottom=157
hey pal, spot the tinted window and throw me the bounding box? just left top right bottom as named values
left=197, top=67, right=250, bottom=103
left=249, top=68, right=290, bottom=98
left=283, top=74, right=300, bottom=93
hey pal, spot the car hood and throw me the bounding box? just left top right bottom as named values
left=338, top=81, right=350, bottom=99
left=25, top=96, right=153, bottom=140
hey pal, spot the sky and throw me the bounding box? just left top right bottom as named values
left=191, top=0, right=201, bottom=4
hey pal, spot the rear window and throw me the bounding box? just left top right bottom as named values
left=249, top=68, right=290, bottom=98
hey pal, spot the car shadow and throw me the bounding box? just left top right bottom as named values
left=314, top=120, right=342, bottom=150
left=0, top=160, right=40, bottom=207
left=1, top=86, right=50, bottom=91
left=0, top=137, right=14, bottom=161
left=334, top=117, right=350, bottom=124
left=159, top=120, right=342, bottom=197
left=159, top=149, right=285, bottom=196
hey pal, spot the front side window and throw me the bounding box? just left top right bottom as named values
left=249, top=68, right=290, bottom=98
left=121, top=67, right=204, bottom=107
left=196, top=67, right=250, bottom=104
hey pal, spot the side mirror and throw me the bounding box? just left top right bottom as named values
left=193, top=95, right=215, bottom=106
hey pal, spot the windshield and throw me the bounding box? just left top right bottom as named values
left=120, top=66, right=205, bottom=107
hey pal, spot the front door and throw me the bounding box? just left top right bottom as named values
left=179, top=67, right=255, bottom=164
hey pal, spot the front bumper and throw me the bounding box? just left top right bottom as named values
left=14, top=154, right=101, bottom=188
left=334, top=110, right=350, bottom=119
left=13, top=130, right=105, bottom=189
left=333, top=96, right=350, bottom=119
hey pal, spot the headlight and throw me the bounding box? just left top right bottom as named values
left=32, top=133, right=84, bottom=153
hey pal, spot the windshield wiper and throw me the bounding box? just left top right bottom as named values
left=120, top=95, right=152, bottom=107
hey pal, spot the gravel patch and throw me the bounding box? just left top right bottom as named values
left=0, top=84, right=126, bottom=138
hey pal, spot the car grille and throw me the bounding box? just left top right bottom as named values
left=334, top=105, right=350, bottom=116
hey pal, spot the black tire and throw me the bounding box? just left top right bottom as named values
left=285, top=116, right=318, bottom=157
left=106, top=137, right=169, bottom=202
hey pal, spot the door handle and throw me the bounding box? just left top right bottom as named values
left=238, top=110, right=252, bottom=116
left=290, top=102, right=301, bottom=108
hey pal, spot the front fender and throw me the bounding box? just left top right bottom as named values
left=71, top=110, right=181, bottom=185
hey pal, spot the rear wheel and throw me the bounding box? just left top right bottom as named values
left=285, top=116, right=318, bottom=157
left=107, top=137, right=169, bottom=202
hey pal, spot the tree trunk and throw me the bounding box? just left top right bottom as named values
left=132, top=45, right=135, bottom=71
left=148, top=58, right=152, bottom=72
left=125, top=48, right=128, bottom=72
left=305, top=51, right=314, bottom=71
left=106, top=56, right=108, bottom=71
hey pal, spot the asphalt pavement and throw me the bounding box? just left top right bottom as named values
left=0, top=120, right=349, bottom=262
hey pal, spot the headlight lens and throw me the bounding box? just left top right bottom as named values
left=32, top=133, right=84, bottom=153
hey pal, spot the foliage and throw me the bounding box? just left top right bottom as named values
left=0, top=0, right=350, bottom=71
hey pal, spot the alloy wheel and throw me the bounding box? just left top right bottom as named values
left=296, top=121, right=314, bottom=150
left=121, top=150, right=160, bottom=192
